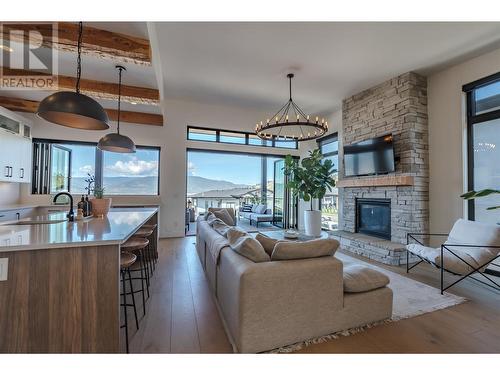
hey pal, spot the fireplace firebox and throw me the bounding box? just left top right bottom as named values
left=355, top=198, right=391, bottom=240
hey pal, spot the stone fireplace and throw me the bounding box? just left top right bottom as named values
left=333, top=72, right=429, bottom=265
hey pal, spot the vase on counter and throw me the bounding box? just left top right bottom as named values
left=90, top=198, right=112, bottom=217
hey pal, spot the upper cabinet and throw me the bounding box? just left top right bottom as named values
left=0, top=106, right=32, bottom=184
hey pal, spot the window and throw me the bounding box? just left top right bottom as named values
left=463, top=73, right=500, bottom=223
left=32, top=139, right=160, bottom=196
left=103, top=148, right=160, bottom=195
left=317, top=133, right=339, bottom=230
left=219, top=131, right=246, bottom=144
left=187, top=126, right=297, bottom=149
left=187, top=128, right=217, bottom=142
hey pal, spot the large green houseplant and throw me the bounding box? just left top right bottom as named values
left=284, top=149, right=336, bottom=236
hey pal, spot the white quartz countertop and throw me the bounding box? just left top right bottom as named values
left=0, top=207, right=158, bottom=251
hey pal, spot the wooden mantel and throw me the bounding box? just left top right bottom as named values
left=337, top=174, right=415, bottom=188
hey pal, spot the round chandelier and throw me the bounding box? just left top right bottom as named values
left=256, top=73, right=328, bottom=142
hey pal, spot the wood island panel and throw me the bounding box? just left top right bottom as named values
left=0, top=245, right=120, bottom=353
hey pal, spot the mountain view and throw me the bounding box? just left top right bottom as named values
left=187, top=176, right=250, bottom=195
left=72, top=176, right=159, bottom=195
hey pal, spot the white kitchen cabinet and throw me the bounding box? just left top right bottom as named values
left=0, top=106, right=32, bottom=184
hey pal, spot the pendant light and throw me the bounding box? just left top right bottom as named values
left=37, top=22, right=109, bottom=130
left=97, top=66, right=136, bottom=153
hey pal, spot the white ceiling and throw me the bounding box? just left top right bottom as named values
left=151, top=22, right=500, bottom=114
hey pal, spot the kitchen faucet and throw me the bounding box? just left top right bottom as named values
left=53, top=192, right=75, bottom=222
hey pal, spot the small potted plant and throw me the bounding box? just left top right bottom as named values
left=90, top=185, right=112, bottom=217
left=284, top=149, right=336, bottom=236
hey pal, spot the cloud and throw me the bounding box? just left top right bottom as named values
left=106, top=158, right=158, bottom=176
left=78, top=165, right=94, bottom=175
left=187, top=161, right=196, bottom=176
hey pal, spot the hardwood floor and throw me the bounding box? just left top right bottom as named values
left=126, top=237, right=500, bottom=354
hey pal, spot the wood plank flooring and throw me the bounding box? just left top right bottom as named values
left=126, top=237, right=500, bottom=354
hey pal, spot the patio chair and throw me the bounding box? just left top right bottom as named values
left=406, top=219, right=500, bottom=294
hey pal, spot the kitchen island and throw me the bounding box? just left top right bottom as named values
left=0, top=207, right=158, bottom=353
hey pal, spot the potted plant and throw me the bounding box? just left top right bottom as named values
left=90, top=186, right=112, bottom=217
left=284, top=149, right=336, bottom=236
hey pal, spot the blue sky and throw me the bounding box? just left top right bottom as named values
left=63, top=144, right=159, bottom=178
left=188, top=151, right=282, bottom=185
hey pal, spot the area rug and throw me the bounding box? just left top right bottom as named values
left=268, top=252, right=467, bottom=353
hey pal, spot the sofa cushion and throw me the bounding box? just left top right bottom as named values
left=271, top=238, right=339, bottom=261
left=242, top=204, right=253, bottom=212
left=255, top=204, right=267, bottom=214
left=208, top=207, right=236, bottom=225
left=226, top=227, right=248, bottom=243
left=228, top=233, right=270, bottom=263
left=343, top=265, right=390, bottom=293
left=210, top=208, right=235, bottom=226
left=255, top=233, right=282, bottom=256
left=212, top=219, right=231, bottom=237
left=251, top=204, right=259, bottom=212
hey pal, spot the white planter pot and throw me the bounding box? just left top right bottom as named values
left=304, top=210, right=322, bottom=237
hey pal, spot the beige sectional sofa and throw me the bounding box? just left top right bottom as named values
left=196, top=215, right=393, bottom=353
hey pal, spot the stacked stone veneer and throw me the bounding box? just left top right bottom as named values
left=339, top=72, right=429, bottom=263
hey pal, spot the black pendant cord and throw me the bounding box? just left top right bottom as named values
left=117, top=67, right=123, bottom=135
left=76, top=21, right=83, bottom=94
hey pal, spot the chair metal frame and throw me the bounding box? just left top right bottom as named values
left=406, top=233, right=500, bottom=294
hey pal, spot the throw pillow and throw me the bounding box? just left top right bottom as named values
left=206, top=213, right=218, bottom=226
left=271, top=238, right=339, bottom=261
left=226, top=227, right=248, bottom=243
left=255, top=204, right=267, bottom=214
left=242, top=204, right=252, bottom=212
left=212, top=219, right=231, bottom=237
left=251, top=204, right=259, bottom=212
left=255, top=233, right=282, bottom=256
left=229, top=235, right=270, bottom=263
left=343, top=264, right=390, bottom=293
left=211, top=208, right=235, bottom=226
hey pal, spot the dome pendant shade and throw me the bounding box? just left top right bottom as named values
left=37, top=91, right=110, bottom=130
left=97, top=133, right=136, bottom=153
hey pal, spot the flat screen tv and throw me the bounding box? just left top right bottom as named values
left=343, top=134, right=395, bottom=177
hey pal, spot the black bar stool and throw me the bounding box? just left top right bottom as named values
left=120, top=251, right=139, bottom=354
left=122, top=237, right=150, bottom=314
left=133, top=227, right=155, bottom=274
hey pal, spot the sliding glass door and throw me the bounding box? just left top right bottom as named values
left=273, top=159, right=285, bottom=228
left=186, top=149, right=296, bottom=234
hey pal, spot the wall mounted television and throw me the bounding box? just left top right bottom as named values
left=343, top=134, right=395, bottom=177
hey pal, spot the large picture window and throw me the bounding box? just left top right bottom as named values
left=317, top=133, right=339, bottom=230
left=463, top=73, right=500, bottom=223
left=32, top=139, right=160, bottom=196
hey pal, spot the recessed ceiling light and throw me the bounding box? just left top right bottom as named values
left=0, top=45, right=13, bottom=53
left=130, top=101, right=138, bottom=105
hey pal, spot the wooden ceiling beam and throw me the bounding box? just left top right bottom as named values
left=0, top=22, right=151, bottom=65
left=1, top=68, right=159, bottom=105
left=0, top=96, right=163, bottom=126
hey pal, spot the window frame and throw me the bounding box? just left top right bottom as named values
left=463, top=71, right=500, bottom=220
left=32, top=138, right=161, bottom=196
left=187, top=125, right=298, bottom=150
left=316, top=132, right=339, bottom=230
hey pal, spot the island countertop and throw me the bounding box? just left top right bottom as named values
left=0, top=207, right=158, bottom=252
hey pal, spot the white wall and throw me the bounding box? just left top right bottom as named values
left=17, top=98, right=301, bottom=237
left=427, top=46, right=500, bottom=233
